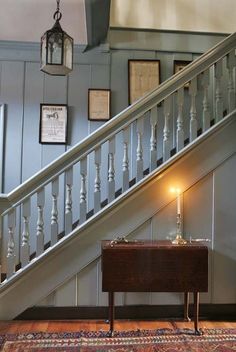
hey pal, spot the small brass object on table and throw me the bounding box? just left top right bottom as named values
left=172, top=214, right=187, bottom=245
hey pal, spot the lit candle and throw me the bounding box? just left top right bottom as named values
left=176, top=188, right=181, bottom=215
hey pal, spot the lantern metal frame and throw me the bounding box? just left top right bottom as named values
left=40, top=0, right=73, bottom=76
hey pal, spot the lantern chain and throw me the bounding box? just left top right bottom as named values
left=53, top=0, right=62, bottom=21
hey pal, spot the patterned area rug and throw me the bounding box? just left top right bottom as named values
left=0, top=328, right=236, bottom=351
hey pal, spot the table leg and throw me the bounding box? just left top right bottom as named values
left=193, top=292, right=201, bottom=335
left=108, top=292, right=114, bottom=336
left=184, top=292, right=191, bottom=321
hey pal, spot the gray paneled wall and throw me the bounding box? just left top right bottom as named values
left=38, top=153, right=236, bottom=306
left=0, top=29, right=228, bottom=287
left=0, top=30, right=226, bottom=195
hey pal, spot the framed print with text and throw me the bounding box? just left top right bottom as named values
left=128, top=60, right=161, bottom=105
left=88, top=89, right=111, bottom=121
left=39, top=104, right=68, bottom=144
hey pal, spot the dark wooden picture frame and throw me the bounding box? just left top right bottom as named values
left=173, top=60, right=192, bottom=88
left=128, top=59, right=161, bottom=105
left=88, top=89, right=111, bottom=121
left=39, top=103, right=68, bottom=144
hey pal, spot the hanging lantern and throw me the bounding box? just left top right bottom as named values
left=40, top=0, right=73, bottom=76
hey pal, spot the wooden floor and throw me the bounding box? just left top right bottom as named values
left=0, top=320, right=236, bottom=334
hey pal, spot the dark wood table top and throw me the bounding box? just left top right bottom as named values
left=102, top=240, right=208, bottom=292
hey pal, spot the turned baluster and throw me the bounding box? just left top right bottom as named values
left=21, top=198, right=30, bottom=267
left=136, top=116, right=144, bottom=181
left=176, top=88, right=184, bottom=152
left=189, top=77, right=198, bottom=142
left=215, top=60, right=223, bottom=122
left=36, top=188, right=45, bottom=256
left=65, top=167, right=73, bottom=235
left=150, top=106, right=157, bottom=171
left=80, top=158, right=87, bottom=224
left=122, top=126, right=130, bottom=191
left=51, top=177, right=59, bottom=246
left=227, top=50, right=236, bottom=113
left=163, top=96, right=171, bottom=161
left=6, top=209, right=16, bottom=278
left=108, top=137, right=115, bottom=202
left=202, top=68, right=211, bottom=132
left=94, top=147, right=101, bottom=213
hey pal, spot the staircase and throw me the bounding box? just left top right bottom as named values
left=0, top=32, right=236, bottom=320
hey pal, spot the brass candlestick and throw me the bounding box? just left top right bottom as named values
left=172, top=213, right=187, bottom=245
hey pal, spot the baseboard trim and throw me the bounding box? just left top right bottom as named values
left=16, top=304, right=236, bottom=321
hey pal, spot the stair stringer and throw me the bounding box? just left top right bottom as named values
left=0, top=113, right=236, bottom=320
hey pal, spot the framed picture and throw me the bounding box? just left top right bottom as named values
left=39, top=104, right=68, bottom=144
left=128, top=60, right=161, bottom=105
left=173, top=60, right=192, bottom=88
left=88, top=89, right=111, bottom=121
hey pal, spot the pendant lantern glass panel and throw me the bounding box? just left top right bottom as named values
left=47, top=31, right=63, bottom=65
left=64, top=35, right=73, bottom=70
left=41, top=33, right=47, bottom=67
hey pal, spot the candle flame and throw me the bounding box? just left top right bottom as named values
left=170, top=187, right=181, bottom=195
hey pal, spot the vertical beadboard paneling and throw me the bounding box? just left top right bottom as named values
left=183, top=174, right=213, bottom=303
left=55, top=276, right=77, bottom=306
left=213, top=153, right=236, bottom=303
left=77, top=260, right=98, bottom=306
left=22, top=62, right=44, bottom=181
left=110, top=50, right=130, bottom=116
left=1, top=61, right=24, bottom=192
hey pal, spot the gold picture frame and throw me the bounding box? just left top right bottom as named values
left=173, top=60, right=192, bottom=88
left=128, top=60, right=161, bottom=105
left=88, top=89, right=111, bottom=121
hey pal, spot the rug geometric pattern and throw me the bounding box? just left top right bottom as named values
left=1, top=328, right=236, bottom=351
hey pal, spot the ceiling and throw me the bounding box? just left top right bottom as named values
left=0, top=0, right=88, bottom=44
